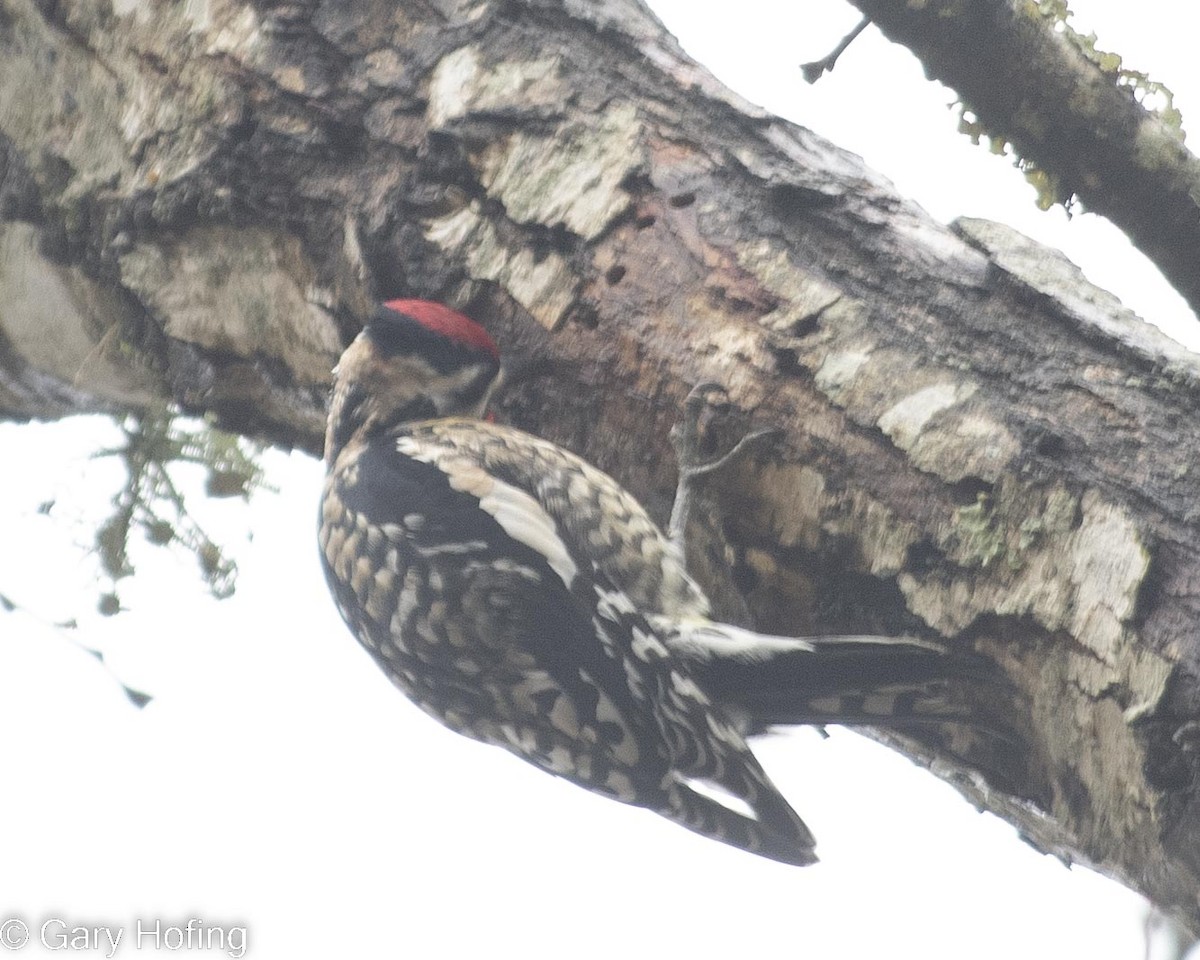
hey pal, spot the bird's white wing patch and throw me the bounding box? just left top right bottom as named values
left=677, top=775, right=757, bottom=820
left=397, top=436, right=578, bottom=587
left=477, top=478, right=579, bottom=588
left=665, top=621, right=817, bottom=663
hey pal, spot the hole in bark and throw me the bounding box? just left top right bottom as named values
left=669, top=191, right=696, bottom=208
left=550, top=223, right=577, bottom=254
left=905, top=537, right=946, bottom=574
left=949, top=477, right=993, bottom=506
left=528, top=224, right=578, bottom=261
left=1129, top=545, right=1166, bottom=634
left=323, top=121, right=364, bottom=158
left=605, top=264, right=626, bottom=285
left=767, top=344, right=802, bottom=377
left=790, top=313, right=820, bottom=338
left=1144, top=720, right=1195, bottom=791
left=635, top=213, right=657, bottom=229
left=1030, top=427, right=1068, bottom=458
left=620, top=171, right=652, bottom=193
left=570, top=301, right=600, bottom=329
left=814, top=567, right=918, bottom=636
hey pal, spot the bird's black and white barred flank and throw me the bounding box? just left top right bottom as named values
left=319, top=299, right=992, bottom=865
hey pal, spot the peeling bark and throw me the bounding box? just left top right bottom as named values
left=2, top=0, right=1199, bottom=931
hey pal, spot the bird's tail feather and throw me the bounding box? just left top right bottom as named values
left=662, top=779, right=818, bottom=866
left=665, top=621, right=1027, bottom=792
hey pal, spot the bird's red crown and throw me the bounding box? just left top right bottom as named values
left=382, top=299, right=500, bottom=361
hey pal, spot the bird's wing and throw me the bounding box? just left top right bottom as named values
left=414, top=418, right=712, bottom=619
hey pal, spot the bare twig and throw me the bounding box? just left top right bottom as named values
left=802, top=16, right=870, bottom=83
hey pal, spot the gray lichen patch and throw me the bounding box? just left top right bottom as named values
left=899, top=480, right=1173, bottom=856
left=750, top=463, right=827, bottom=551
left=1029, top=665, right=1162, bottom=867
left=118, top=228, right=342, bottom=384
left=949, top=495, right=1007, bottom=570
left=733, top=242, right=861, bottom=336
left=1020, top=618, right=1172, bottom=872
left=204, top=4, right=262, bottom=58
left=828, top=494, right=920, bottom=578
left=425, top=205, right=577, bottom=330
left=1067, top=490, right=1152, bottom=663
left=428, top=47, right=568, bottom=128
left=908, top=411, right=1020, bottom=484
left=736, top=462, right=918, bottom=579
left=477, top=102, right=645, bottom=241
left=811, top=347, right=994, bottom=478
left=900, top=482, right=1156, bottom=688
left=0, top=5, right=135, bottom=198
left=816, top=348, right=1016, bottom=486
left=1132, top=113, right=1185, bottom=172
left=1121, top=647, right=1175, bottom=722
left=730, top=123, right=865, bottom=202
left=878, top=381, right=976, bottom=451
left=814, top=348, right=872, bottom=401
left=0, top=223, right=161, bottom=407
left=900, top=482, right=1071, bottom=632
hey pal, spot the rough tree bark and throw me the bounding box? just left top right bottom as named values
left=2, top=0, right=1199, bottom=932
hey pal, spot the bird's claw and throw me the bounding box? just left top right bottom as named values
left=671, top=382, right=725, bottom=452
left=685, top=381, right=729, bottom=408
left=685, top=426, right=781, bottom=479
left=667, top=382, right=780, bottom=550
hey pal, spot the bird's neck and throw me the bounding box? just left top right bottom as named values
left=325, top=392, right=441, bottom=467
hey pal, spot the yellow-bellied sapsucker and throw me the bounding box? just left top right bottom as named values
left=319, top=299, right=975, bottom=866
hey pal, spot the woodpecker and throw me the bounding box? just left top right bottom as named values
left=319, top=299, right=991, bottom=865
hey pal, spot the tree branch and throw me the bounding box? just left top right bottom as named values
left=844, top=0, right=1200, bottom=321
left=1, top=0, right=1199, bottom=930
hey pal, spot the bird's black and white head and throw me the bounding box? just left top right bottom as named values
left=325, top=299, right=502, bottom=463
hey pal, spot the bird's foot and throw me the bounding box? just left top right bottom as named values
left=666, top=382, right=780, bottom=552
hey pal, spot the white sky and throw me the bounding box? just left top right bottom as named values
left=1, top=1, right=1196, bottom=958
